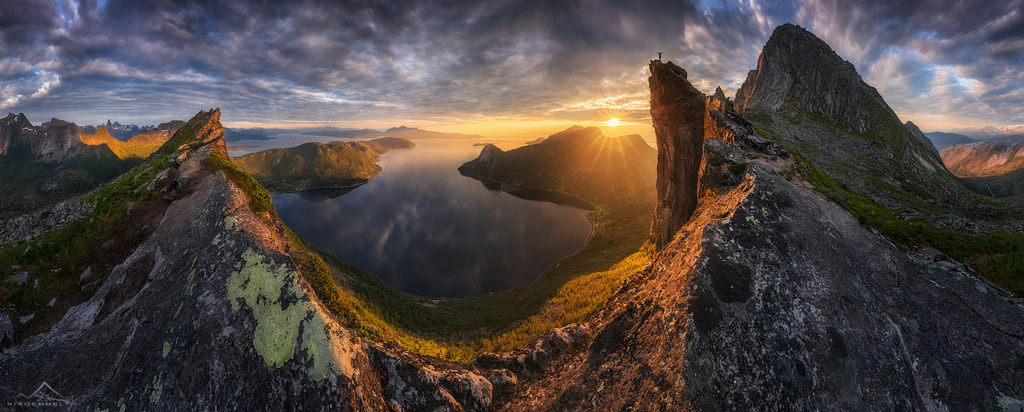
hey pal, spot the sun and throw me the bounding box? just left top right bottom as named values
left=604, top=117, right=622, bottom=127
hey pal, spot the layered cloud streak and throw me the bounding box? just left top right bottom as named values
left=1, top=0, right=1021, bottom=132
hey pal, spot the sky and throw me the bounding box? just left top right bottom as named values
left=2, top=0, right=1023, bottom=140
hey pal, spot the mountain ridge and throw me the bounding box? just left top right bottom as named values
left=941, top=139, right=1024, bottom=178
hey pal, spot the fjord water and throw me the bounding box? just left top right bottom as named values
left=271, top=139, right=593, bottom=298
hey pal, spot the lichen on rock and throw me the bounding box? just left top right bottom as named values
left=226, top=248, right=307, bottom=368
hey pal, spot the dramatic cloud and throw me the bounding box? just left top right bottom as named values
left=1, top=0, right=1021, bottom=133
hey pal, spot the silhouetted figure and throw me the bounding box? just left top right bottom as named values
left=658, top=52, right=662, bottom=61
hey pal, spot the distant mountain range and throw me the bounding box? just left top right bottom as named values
left=941, top=140, right=1024, bottom=178
left=924, top=131, right=979, bottom=150
left=0, top=113, right=179, bottom=215
left=940, top=139, right=1024, bottom=197
left=950, top=125, right=1024, bottom=139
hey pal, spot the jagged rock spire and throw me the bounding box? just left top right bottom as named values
left=648, top=60, right=706, bottom=251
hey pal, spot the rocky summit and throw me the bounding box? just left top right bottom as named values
left=1, top=24, right=1023, bottom=411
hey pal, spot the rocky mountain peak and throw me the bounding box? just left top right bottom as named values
left=904, top=121, right=944, bottom=164
left=163, top=108, right=226, bottom=157
left=1, top=113, right=34, bottom=156
left=36, top=118, right=83, bottom=163
left=735, top=23, right=892, bottom=135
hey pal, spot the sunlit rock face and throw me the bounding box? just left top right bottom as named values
left=648, top=60, right=706, bottom=251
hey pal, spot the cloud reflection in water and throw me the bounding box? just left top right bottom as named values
left=273, top=139, right=592, bottom=298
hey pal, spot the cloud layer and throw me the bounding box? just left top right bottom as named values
left=2, top=0, right=1022, bottom=132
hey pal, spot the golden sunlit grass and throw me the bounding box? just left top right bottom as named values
left=475, top=247, right=651, bottom=354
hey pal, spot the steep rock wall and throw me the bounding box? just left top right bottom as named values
left=648, top=61, right=706, bottom=251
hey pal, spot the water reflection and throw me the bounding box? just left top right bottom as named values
left=272, top=139, right=593, bottom=298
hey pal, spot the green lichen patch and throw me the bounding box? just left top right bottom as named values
left=226, top=249, right=309, bottom=368
left=162, top=341, right=171, bottom=358
left=149, top=373, right=163, bottom=404
left=301, top=312, right=355, bottom=380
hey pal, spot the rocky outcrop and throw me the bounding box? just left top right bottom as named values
left=648, top=61, right=706, bottom=251
left=734, top=23, right=986, bottom=223
left=0, top=109, right=498, bottom=410
left=905, top=121, right=946, bottom=170
left=0, top=197, right=94, bottom=246
left=648, top=60, right=787, bottom=251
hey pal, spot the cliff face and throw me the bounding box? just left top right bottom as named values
left=36, top=119, right=84, bottom=164
left=648, top=61, right=706, bottom=251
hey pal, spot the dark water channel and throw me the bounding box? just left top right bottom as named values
left=271, top=139, right=593, bottom=298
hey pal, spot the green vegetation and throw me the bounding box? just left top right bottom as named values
left=751, top=104, right=1024, bottom=295
left=80, top=127, right=171, bottom=161
left=476, top=246, right=650, bottom=353
left=210, top=151, right=277, bottom=219
left=960, top=169, right=1024, bottom=198
left=0, top=141, right=137, bottom=216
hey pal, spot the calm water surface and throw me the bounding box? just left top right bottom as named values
left=271, top=139, right=592, bottom=298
